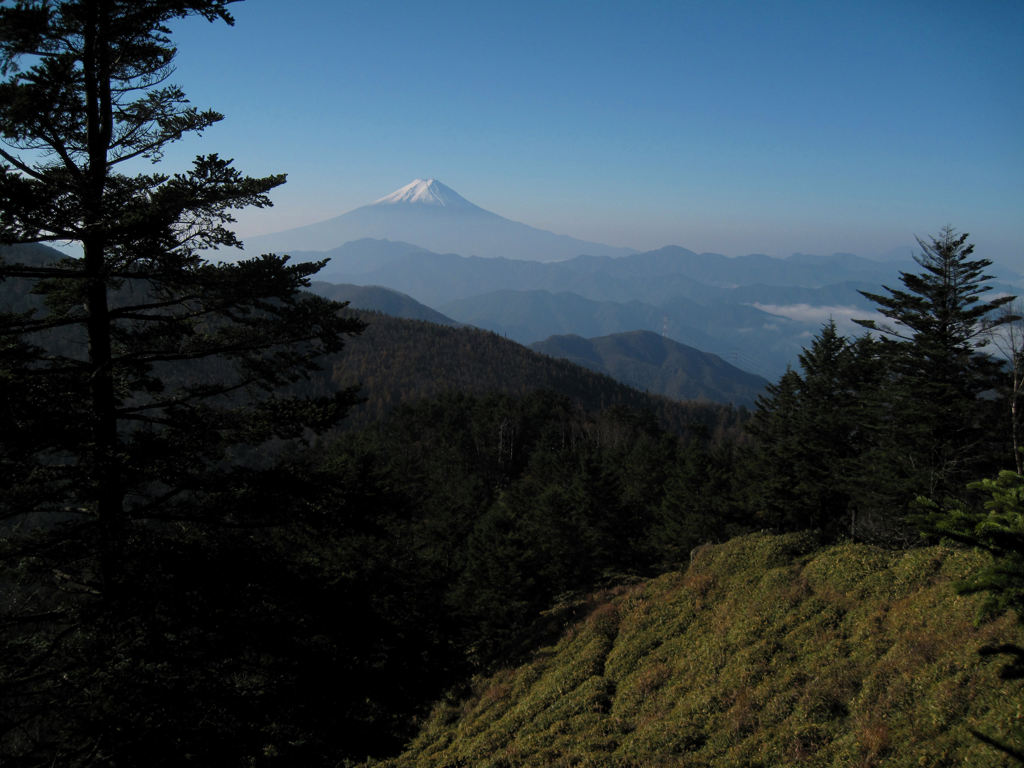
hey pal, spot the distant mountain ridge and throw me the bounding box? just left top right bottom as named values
left=0, top=245, right=744, bottom=437
left=244, top=179, right=636, bottom=261
left=309, top=281, right=459, bottom=326
left=303, top=276, right=768, bottom=407
left=302, top=279, right=769, bottom=407
left=438, top=289, right=806, bottom=379
left=294, top=239, right=925, bottom=379
left=329, top=312, right=745, bottom=436
left=305, top=240, right=918, bottom=307
left=294, top=237, right=1017, bottom=379
left=531, top=330, right=769, bottom=407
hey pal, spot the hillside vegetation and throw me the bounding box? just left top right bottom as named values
left=309, top=281, right=461, bottom=326
left=374, top=533, right=1024, bottom=768
left=531, top=330, right=769, bottom=408
left=328, top=311, right=748, bottom=438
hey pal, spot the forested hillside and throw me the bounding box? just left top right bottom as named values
left=531, top=329, right=770, bottom=407
left=309, top=280, right=460, bottom=326
left=327, top=311, right=748, bottom=437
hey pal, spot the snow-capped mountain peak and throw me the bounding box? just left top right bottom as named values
left=243, top=177, right=636, bottom=261
left=373, top=178, right=476, bottom=209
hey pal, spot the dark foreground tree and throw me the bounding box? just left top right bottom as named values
left=0, top=2, right=364, bottom=764
left=855, top=227, right=1015, bottom=504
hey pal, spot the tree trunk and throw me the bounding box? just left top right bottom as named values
left=83, top=0, right=124, bottom=590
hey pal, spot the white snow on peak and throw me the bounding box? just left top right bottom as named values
left=373, top=178, right=476, bottom=208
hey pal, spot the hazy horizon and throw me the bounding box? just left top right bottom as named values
left=150, top=1, right=1023, bottom=268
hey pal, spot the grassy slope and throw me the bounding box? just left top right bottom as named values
left=373, top=533, right=1024, bottom=767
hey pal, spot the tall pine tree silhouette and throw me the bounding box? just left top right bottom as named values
left=855, top=227, right=1014, bottom=501
left=0, top=2, right=364, bottom=763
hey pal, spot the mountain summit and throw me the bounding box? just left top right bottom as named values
left=373, top=178, right=478, bottom=210
left=243, top=179, right=635, bottom=262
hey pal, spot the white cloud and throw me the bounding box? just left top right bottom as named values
left=751, top=304, right=885, bottom=336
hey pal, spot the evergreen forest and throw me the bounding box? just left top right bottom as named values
left=1, top=2, right=1023, bottom=766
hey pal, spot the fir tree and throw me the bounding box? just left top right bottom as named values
left=0, top=0, right=364, bottom=566
left=855, top=227, right=1015, bottom=501
left=748, top=321, right=881, bottom=538
left=0, top=2, right=364, bottom=763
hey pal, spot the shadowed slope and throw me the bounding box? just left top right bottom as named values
left=532, top=330, right=769, bottom=407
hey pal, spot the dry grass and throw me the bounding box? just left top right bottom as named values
left=373, top=533, right=1024, bottom=768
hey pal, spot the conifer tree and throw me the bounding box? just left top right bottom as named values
left=0, top=2, right=364, bottom=763
left=0, top=0, right=363, bottom=562
left=748, top=321, right=882, bottom=538
left=748, top=367, right=805, bottom=525
left=855, top=227, right=1014, bottom=501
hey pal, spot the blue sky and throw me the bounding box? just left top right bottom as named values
left=164, top=0, right=1023, bottom=267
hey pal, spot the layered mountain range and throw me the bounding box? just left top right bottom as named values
left=303, top=280, right=769, bottom=407
left=246, top=180, right=1018, bottom=381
